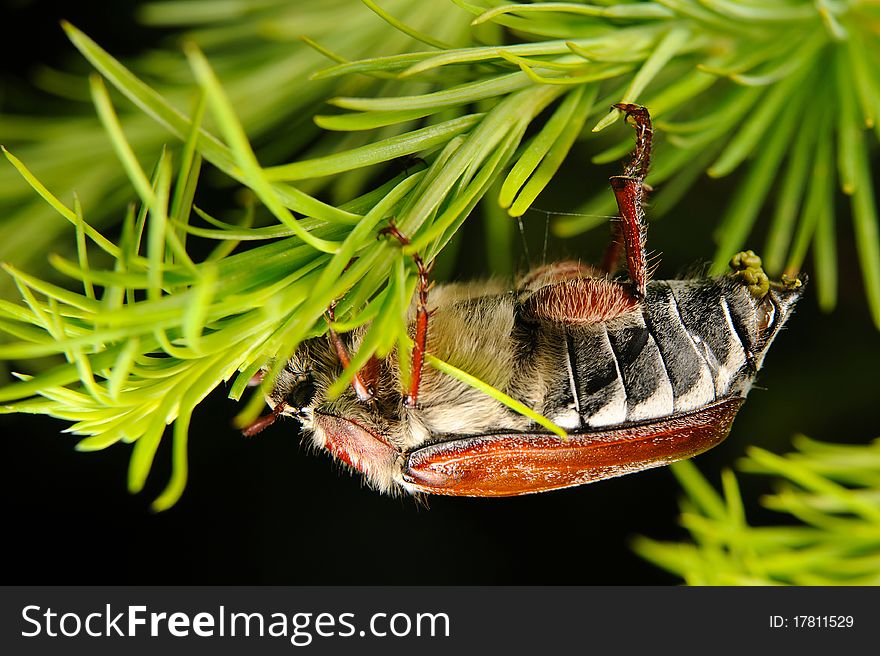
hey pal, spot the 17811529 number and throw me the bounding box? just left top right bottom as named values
left=770, top=616, right=855, bottom=628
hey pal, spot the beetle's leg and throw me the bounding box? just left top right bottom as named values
left=326, top=302, right=376, bottom=403
left=380, top=222, right=431, bottom=409
left=609, top=176, right=647, bottom=298
left=600, top=222, right=624, bottom=275
left=399, top=155, right=427, bottom=177
left=609, top=103, right=653, bottom=300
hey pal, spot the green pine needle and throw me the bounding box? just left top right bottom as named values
left=634, top=439, right=880, bottom=585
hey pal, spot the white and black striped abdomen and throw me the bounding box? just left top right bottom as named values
left=540, top=278, right=760, bottom=431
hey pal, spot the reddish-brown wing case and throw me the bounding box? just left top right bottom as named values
left=402, top=398, right=743, bottom=496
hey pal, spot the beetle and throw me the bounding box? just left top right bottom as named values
left=245, top=104, right=804, bottom=497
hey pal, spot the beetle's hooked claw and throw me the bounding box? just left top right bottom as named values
left=378, top=219, right=410, bottom=245
left=613, top=103, right=653, bottom=181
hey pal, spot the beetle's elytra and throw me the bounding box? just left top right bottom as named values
left=247, top=104, right=804, bottom=497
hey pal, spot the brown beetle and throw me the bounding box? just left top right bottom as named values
left=246, top=104, right=803, bottom=496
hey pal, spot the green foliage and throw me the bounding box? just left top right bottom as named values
left=635, top=439, right=880, bottom=585
left=0, top=0, right=472, bottom=295
left=1, top=0, right=878, bottom=523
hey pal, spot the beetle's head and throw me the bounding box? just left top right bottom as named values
left=264, top=339, right=333, bottom=421
left=246, top=335, right=404, bottom=491
left=264, top=336, right=392, bottom=419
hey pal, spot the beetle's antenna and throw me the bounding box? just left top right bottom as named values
left=242, top=401, right=287, bottom=437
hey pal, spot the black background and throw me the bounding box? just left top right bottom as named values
left=1, top=0, right=878, bottom=585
